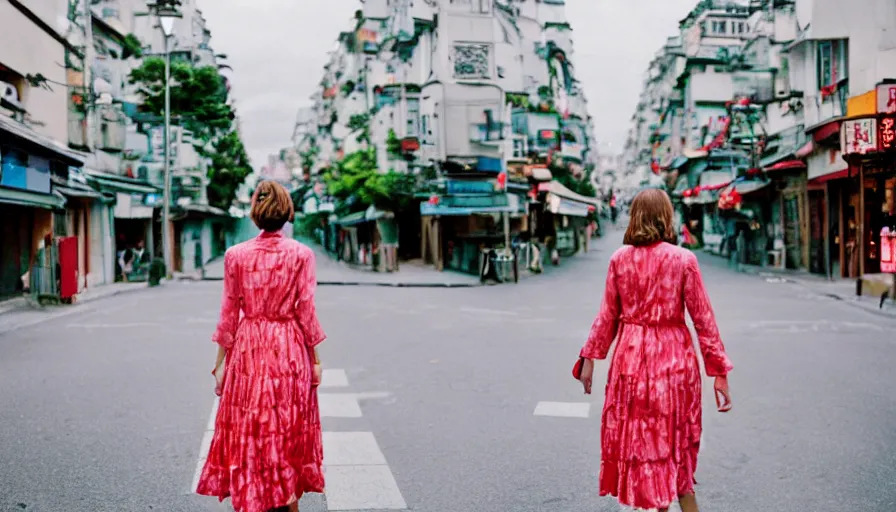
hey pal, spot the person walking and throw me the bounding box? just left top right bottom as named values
left=576, top=188, right=733, bottom=512
left=196, top=180, right=326, bottom=512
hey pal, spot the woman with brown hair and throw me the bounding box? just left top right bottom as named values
left=196, top=180, right=325, bottom=512
left=576, top=188, right=733, bottom=512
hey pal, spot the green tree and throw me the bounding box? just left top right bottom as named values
left=129, top=58, right=249, bottom=209
left=325, top=148, right=417, bottom=213
left=129, top=57, right=234, bottom=142
left=206, top=130, right=253, bottom=211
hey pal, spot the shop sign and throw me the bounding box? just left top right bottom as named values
left=847, top=90, right=877, bottom=117
left=840, top=118, right=877, bottom=155
left=878, top=115, right=896, bottom=151
left=880, top=227, right=896, bottom=273
left=446, top=180, right=494, bottom=195
left=876, top=84, right=896, bottom=114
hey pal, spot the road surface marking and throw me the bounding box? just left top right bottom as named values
left=323, top=432, right=387, bottom=465
left=320, top=368, right=349, bottom=388
left=191, top=397, right=220, bottom=493
left=319, top=393, right=363, bottom=418
left=324, top=465, right=407, bottom=510
left=534, top=401, right=591, bottom=418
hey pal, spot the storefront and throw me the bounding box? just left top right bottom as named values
left=419, top=193, right=526, bottom=275
left=1, top=116, right=85, bottom=298
left=840, top=111, right=896, bottom=294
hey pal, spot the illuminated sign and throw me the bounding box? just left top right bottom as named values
left=879, top=115, right=896, bottom=151
left=840, top=118, right=878, bottom=155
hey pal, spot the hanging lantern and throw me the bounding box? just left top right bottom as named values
left=496, top=172, right=507, bottom=189
left=428, top=195, right=440, bottom=205
left=651, top=160, right=660, bottom=175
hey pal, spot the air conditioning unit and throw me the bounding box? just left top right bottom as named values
left=0, top=80, right=24, bottom=111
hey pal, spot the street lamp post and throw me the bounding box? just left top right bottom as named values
left=154, top=2, right=181, bottom=278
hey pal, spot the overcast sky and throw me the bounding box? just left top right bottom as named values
left=198, top=0, right=698, bottom=168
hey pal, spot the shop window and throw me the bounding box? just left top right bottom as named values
left=817, top=39, right=848, bottom=89
left=0, top=145, right=28, bottom=190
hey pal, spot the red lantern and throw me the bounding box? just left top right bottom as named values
left=683, top=189, right=693, bottom=198
left=428, top=195, right=440, bottom=205
left=496, top=172, right=507, bottom=189
left=651, top=160, right=660, bottom=175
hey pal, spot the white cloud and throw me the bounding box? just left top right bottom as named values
left=199, top=0, right=697, bottom=167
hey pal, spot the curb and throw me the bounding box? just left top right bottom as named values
left=738, top=265, right=896, bottom=320
left=0, top=283, right=161, bottom=336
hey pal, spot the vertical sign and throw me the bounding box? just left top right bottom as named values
left=879, top=115, right=896, bottom=151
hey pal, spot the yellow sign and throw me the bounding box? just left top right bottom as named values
left=847, top=90, right=877, bottom=117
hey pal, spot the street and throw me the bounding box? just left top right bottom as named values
left=2, top=231, right=896, bottom=512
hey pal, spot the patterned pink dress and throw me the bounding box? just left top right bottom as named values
left=580, top=242, right=733, bottom=510
left=197, top=231, right=326, bottom=512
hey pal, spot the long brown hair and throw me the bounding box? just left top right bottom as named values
left=623, top=188, right=678, bottom=246
left=250, top=180, right=295, bottom=232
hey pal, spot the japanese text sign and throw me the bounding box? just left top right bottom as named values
left=879, top=115, right=896, bottom=151
left=841, top=118, right=878, bottom=155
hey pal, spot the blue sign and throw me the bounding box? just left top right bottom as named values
left=446, top=180, right=494, bottom=195
left=476, top=157, right=504, bottom=173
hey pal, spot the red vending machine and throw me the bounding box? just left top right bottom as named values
left=57, top=236, right=79, bottom=301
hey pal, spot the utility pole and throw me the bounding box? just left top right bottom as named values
left=82, top=0, right=94, bottom=152
left=162, top=30, right=173, bottom=278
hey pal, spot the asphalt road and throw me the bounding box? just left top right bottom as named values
left=2, top=228, right=896, bottom=512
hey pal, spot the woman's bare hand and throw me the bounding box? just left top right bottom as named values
left=311, top=363, right=322, bottom=388
left=213, top=362, right=226, bottom=397
left=714, top=375, right=732, bottom=412
left=579, top=359, right=595, bottom=395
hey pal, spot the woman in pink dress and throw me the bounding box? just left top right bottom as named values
left=197, top=180, right=326, bottom=512
left=577, top=188, right=733, bottom=512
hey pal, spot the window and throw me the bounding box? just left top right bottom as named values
left=711, top=20, right=727, bottom=35
left=817, top=39, right=848, bottom=88
left=734, top=22, right=745, bottom=34
left=421, top=114, right=431, bottom=143
left=406, top=98, right=420, bottom=137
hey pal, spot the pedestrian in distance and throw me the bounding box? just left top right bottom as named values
left=196, top=180, right=326, bottom=512
left=574, top=188, right=733, bottom=512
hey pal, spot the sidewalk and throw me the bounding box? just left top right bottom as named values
left=202, top=240, right=482, bottom=287
left=696, top=250, right=896, bottom=319
left=0, top=281, right=151, bottom=335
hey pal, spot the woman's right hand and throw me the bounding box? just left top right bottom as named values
left=714, top=375, right=732, bottom=412
left=213, top=363, right=226, bottom=397
left=579, top=358, right=595, bottom=395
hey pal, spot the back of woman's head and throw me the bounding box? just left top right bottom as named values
left=250, top=180, right=294, bottom=232
left=623, top=188, right=677, bottom=247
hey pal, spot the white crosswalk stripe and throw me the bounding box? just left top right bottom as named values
left=191, top=369, right=409, bottom=510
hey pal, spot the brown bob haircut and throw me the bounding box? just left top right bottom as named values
left=250, top=180, right=295, bottom=232
left=623, top=188, right=678, bottom=246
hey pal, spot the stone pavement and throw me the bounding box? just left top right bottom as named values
left=0, top=281, right=154, bottom=336
left=696, top=252, right=896, bottom=319
left=202, top=240, right=482, bottom=287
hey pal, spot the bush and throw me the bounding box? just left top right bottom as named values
left=148, top=258, right=166, bottom=287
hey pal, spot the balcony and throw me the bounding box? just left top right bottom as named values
left=470, top=122, right=505, bottom=145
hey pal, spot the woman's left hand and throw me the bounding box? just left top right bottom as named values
left=311, top=363, right=322, bottom=388
left=579, top=358, right=595, bottom=395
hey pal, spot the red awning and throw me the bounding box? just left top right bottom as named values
left=810, top=119, right=841, bottom=143
left=765, top=159, right=806, bottom=172
left=807, top=168, right=850, bottom=185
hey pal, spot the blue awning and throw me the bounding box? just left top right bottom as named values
left=420, top=203, right=518, bottom=216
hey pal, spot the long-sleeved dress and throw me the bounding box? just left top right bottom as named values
left=196, top=231, right=326, bottom=512
left=580, top=242, right=733, bottom=510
